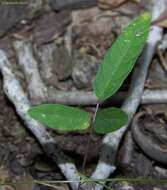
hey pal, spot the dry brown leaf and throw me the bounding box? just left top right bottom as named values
left=98, top=0, right=140, bottom=9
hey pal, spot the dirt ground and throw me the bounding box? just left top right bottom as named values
left=0, top=0, right=167, bottom=190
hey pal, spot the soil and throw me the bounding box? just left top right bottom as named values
left=0, top=1, right=167, bottom=190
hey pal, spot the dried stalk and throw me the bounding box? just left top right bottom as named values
left=48, top=89, right=167, bottom=105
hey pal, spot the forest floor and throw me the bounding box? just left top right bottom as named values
left=0, top=0, right=167, bottom=190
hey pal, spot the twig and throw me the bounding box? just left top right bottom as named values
left=36, top=182, right=66, bottom=190
left=49, top=89, right=167, bottom=105
left=13, top=39, right=167, bottom=106
left=13, top=40, right=47, bottom=102
left=12, top=39, right=124, bottom=106
left=13, top=39, right=99, bottom=106
left=118, top=131, right=134, bottom=167
left=49, top=90, right=167, bottom=105
left=90, top=1, right=166, bottom=189
left=142, top=89, right=167, bottom=104
left=0, top=50, right=80, bottom=190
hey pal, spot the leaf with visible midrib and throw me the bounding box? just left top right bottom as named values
left=28, top=104, right=90, bottom=131
left=94, top=107, right=128, bottom=134
left=93, top=13, right=151, bottom=101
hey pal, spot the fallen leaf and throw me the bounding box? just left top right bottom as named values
left=98, top=0, right=140, bottom=9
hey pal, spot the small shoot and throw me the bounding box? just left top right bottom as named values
left=28, top=13, right=151, bottom=134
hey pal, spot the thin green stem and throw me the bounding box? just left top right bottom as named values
left=37, top=181, right=65, bottom=190
left=78, top=103, right=100, bottom=190
left=37, top=182, right=59, bottom=189
left=81, top=103, right=100, bottom=170
left=1, top=178, right=167, bottom=186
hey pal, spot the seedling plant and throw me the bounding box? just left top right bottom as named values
left=28, top=13, right=151, bottom=188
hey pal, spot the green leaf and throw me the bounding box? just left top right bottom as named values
left=93, top=13, right=151, bottom=101
left=94, top=107, right=128, bottom=134
left=28, top=104, right=90, bottom=131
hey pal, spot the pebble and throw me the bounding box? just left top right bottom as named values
left=72, top=52, right=99, bottom=89
left=34, top=11, right=71, bottom=45
left=52, top=44, right=73, bottom=81
left=49, top=0, right=97, bottom=11
left=0, top=4, right=28, bottom=37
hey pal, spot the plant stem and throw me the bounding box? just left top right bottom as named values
left=1, top=178, right=167, bottom=186
left=78, top=103, right=100, bottom=190
left=82, top=103, right=100, bottom=170
left=36, top=182, right=62, bottom=189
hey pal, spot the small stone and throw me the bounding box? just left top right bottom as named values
left=155, top=166, right=167, bottom=177
left=49, top=0, right=97, bottom=11
left=0, top=4, right=28, bottom=37
left=135, top=153, right=152, bottom=177
left=72, top=52, right=99, bottom=89
left=37, top=43, right=58, bottom=87
left=34, top=11, right=71, bottom=45
left=52, top=44, right=73, bottom=81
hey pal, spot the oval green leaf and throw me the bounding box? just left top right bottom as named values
left=94, top=107, right=128, bottom=134
left=28, top=104, right=90, bottom=131
left=93, top=13, right=151, bottom=101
